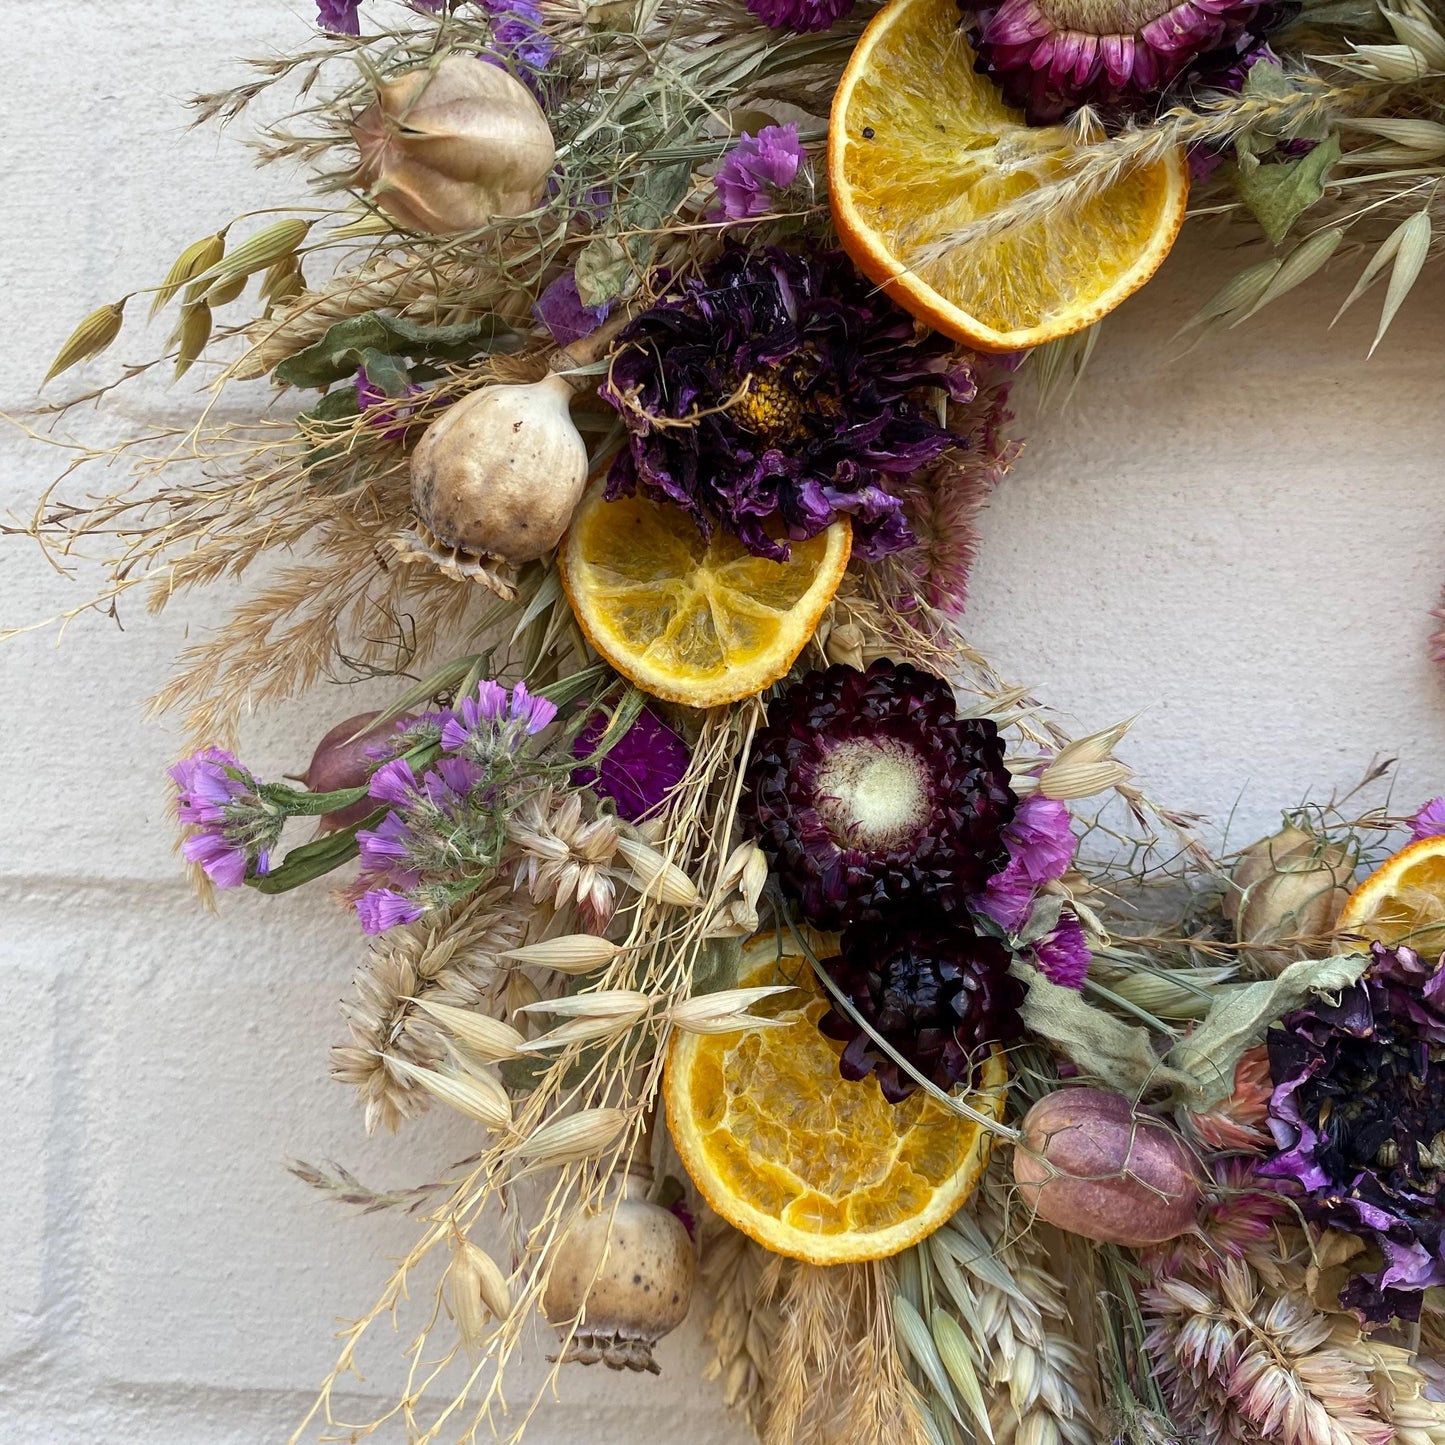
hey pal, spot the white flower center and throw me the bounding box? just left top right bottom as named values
left=814, top=739, right=931, bottom=850
left=1039, top=0, right=1176, bottom=35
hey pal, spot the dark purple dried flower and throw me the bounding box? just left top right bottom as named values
left=746, top=0, right=854, bottom=31
left=1259, top=941, right=1445, bottom=1322
left=713, top=124, right=806, bottom=220
left=817, top=918, right=1024, bottom=1102
left=601, top=245, right=962, bottom=563
left=740, top=658, right=1016, bottom=929
left=572, top=706, right=690, bottom=822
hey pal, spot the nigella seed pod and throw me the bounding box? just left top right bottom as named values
left=352, top=56, right=555, bottom=234
left=1226, top=823, right=1353, bottom=972
left=542, top=1171, right=695, bottom=1374
left=1013, top=1088, right=1202, bottom=1246
left=403, top=374, right=589, bottom=599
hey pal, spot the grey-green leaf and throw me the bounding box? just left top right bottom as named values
left=1232, top=135, right=1341, bottom=244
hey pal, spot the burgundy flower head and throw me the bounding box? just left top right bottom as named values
left=818, top=918, right=1024, bottom=1102
left=967, top=0, right=1294, bottom=126
left=740, top=658, right=1016, bottom=929
left=1259, top=941, right=1445, bottom=1322
left=601, top=246, right=963, bottom=563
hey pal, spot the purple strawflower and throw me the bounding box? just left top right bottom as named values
left=357, top=887, right=427, bottom=935
left=602, top=245, right=961, bottom=563
left=746, top=0, right=854, bottom=32
left=1032, top=910, right=1091, bottom=989
left=1411, top=796, right=1445, bottom=841
left=975, top=794, right=1077, bottom=931
left=169, top=747, right=281, bottom=889
left=713, top=124, right=806, bottom=221
left=1259, top=941, right=1445, bottom=1323
left=572, top=706, right=690, bottom=821
left=317, top=0, right=362, bottom=34
left=534, top=271, right=611, bottom=347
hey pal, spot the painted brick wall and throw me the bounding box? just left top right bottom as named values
left=3, top=4, right=1444, bottom=1441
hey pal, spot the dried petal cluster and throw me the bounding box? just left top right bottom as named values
left=1260, top=941, right=1445, bottom=1323
left=601, top=246, right=964, bottom=562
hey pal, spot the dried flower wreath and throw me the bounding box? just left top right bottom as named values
left=11, top=0, right=1445, bottom=1441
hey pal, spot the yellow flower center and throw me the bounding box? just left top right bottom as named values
left=733, top=367, right=808, bottom=446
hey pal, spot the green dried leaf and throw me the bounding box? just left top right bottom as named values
left=357, top=347, right=413, bottom=398
left=1232, top=136, right=1341, bottom=244
left=691, top=936, right=744, bottom=996
left=275, top=311, right=511, bottom=389
left=1017, top=962, right=1194, bottom=1097
left=1165, top=951, right=1369, bottom=1108
left=247, top=810, right=381, bottom=894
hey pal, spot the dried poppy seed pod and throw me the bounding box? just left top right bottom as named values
left=404, top=373, right=589, bottom=598
left=352, top=55, right=555, bottom=233
left=1227, top=823, right=1353, bottom=972
left=542, top=1167, right=695, bottom=1374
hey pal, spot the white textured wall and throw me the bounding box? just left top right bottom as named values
left=2, top=4, right=1443, bottom=1442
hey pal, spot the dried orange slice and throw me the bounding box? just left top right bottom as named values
left=664, top=935, right=1006, bottom=1264
left=558, top=482, right=850, bottom=710
left=1336, top=837, right=1445, bottom=958
left=828, top=0, right=1188, bottom=351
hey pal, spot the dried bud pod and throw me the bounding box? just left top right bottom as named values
left=543, top=1172, right=695, bottom=1373
left=1226, top=823, right=1353, bottom=971
left=352, top=55, right=555, bottom=233
left=404, top=375, right=589, bottom=598
left=302, top=711, right=394, bottom=831
left=1013, top=1087, right=1202, bottom=1246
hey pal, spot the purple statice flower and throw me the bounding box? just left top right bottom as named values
left=317, top=0, right=362, bottom=34
left=1411, top=796, right=1445, bottom=841
left=713, top=124, right=806, bottom=222
left=975, top=795, right=1077, bottom=931
left=602, top=245, right=961, bottom=563
left=440, top=679, right=557, bottom=766
left=572, top=705, right=690, bottom=822
left=746, top=0, right=854, bottom=32
left=357, top=887, right=427, bottom=935
left=1031, top=910, right=1090, bottom=989
left=353, top=754, right=498, bottom=932
left=170, top=747, right=281, bottom=889
left=1259, top=941, right=1445, bottom=1323
left=534, top=271, right=611, bottom=348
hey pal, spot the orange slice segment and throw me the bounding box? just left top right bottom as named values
left=828, top=0, right=1188, bottom=351
left=559, top=481, right=850, bottom=710
left=1336, top=837, right=1445, bottom=958
left=664, top=935, right=1006, bottom=1264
